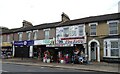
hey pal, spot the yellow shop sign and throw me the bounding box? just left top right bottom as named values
left=2, top=42, right=12, bottom=47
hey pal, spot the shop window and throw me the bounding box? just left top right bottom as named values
left=110, top=41, right=119, bottom=56
left=107, top=20, right=119, bottom=35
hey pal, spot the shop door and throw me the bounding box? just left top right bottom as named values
left=15, top=46, right=29, bottom=58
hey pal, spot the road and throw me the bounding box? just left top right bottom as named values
left=1, top=63, right=113, bottom=74
left=2, top=63, right=90, bottom=72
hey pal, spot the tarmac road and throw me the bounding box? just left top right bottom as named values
left=1, top=63, right=114, bottom=74
left=2, top=63, right=90, bottom=72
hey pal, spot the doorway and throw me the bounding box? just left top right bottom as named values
left=88, top=39, right=100, bottom=62
left=91, top=42, right=97, bottom=61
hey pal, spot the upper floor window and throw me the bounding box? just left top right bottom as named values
left=78, top=25, right=84, bottom=36
left=63, top=27, right=69, bottom=37
left=89, top=23, right=98, bottom=36
left=107, top=20, right=119, bottom=35
left=26, top=31, right=31, bottom=40
left=44, top=29, right=50, bottom=39
left=7, top=35, right=10, bottom=42
left=18, top=32, right=23, bottom=41
left=69, top=26, right=77, bottom=37
left=33, top=30, right=38, bottom=40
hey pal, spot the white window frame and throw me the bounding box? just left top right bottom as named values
left=43, top=28, right=50, bottom=39
left=89, top=22, right=98, bottom=36
left=33, top=30, right=38, bottom=40
left=107, top=20, right=119, bottom=35
left=69, top=26, right=77, bottom=37
left=26, top=31, right=32, bottom=40
left=18, top=32, right=23, bottom=41
left=110, top=41, right=119, bottom=57
left=78, top=24, right=85, bottom=36
left=63, top=26, right=69, bottom=37
left=104, top=39, right=120, bottom=58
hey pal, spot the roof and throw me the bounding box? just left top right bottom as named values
left=32, top=22, right=60, bottom=30
left=56, top=12, right=120, bottom=27
left=1, top=12, right=120, bottom=34
left=2, top=28, right=20, bottom=34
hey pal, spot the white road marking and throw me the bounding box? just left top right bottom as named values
left=0, top=70, right=8, bottom=72
left=41, top=67, right=44, bottom=68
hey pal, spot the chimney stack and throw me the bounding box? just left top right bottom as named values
left=61, top=12, right=70, bottom=22
left=22, top=20, right=33, bottom=28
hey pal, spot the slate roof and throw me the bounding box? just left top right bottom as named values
left=56, top=12, right=120, bottom=27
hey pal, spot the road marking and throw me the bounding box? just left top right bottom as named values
left=41, top=67, right=44, bottom=68
left=0, top=70, right=8, bottom=72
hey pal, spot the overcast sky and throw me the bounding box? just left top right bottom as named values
left=0, top=0, right=120, bottom=29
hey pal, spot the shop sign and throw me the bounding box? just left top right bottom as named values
left=34, top=39, right=55, bottom=45
left=2, top=42, right=12, bottom=47
left=14, top=40, right=34, bottom=46
left=53, top=44, right=73, bottom=47
left=34, top=40, right=43, bottom=45
left=63, top=39, right=85, bottom=44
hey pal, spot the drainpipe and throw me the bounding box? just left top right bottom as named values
left=86, top=32, right=89, bottom=63
left=12, top=33, right=15, bottom=57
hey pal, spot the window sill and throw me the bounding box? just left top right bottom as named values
left=109, top=34, right=118, bottom=36
left=103, top=56, right=119, bottom=58
left=90, top=35, right=97, bottom=37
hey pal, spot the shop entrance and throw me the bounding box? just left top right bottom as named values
left=33, top=45, right=46, bottom=60
left=14, top=46, right=29, bottom=58
left=74, top=44, right=85, bottom=53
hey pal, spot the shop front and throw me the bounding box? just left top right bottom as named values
left=1, top=42, right=12, bottom=58
left=34, top=39, right=55, bottom=61
left=13, top=40, right=34, bottom=58
left=55, top=37, right=87, bottom=64
left=55, top=25, right=87, bottom=64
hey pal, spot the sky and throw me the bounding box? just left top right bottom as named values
left=0, top=0, right=120, bottom=29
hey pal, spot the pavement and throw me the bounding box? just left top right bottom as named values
left=1, top=58, right=120, bottom=73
